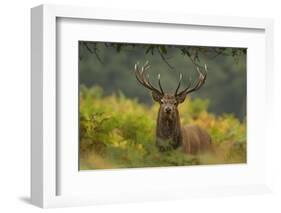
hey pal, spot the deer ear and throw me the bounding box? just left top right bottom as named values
left=151, top=91, right=163, bottom=102
left=176, top=93, right=187, bottom=104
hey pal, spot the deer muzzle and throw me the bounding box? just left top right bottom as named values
left=164, top=106, right=172, bottom=113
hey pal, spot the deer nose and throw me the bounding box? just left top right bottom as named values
left=164, top=106, right=172, bottom=113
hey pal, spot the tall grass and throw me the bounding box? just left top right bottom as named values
left=79, top=86, right=246, bottom=170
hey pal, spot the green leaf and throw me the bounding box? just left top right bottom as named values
left=159, top=46, right=167, bottom=54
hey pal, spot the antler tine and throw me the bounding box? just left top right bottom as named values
left=174, top=73, right=182, bottom=95
left=141, top=64, right=157, bottom=90
left=134, top=62, right=154, bottom=92
left=134, top=62, right=145, bottom=86
left=134, top=61, right=164, bottom=95
left=144, top=60, right=150, bottom=67
left=144, top=73, right=155, bottom=89
left=158, top=74, right=164, bottom=94
left=143, top=69, right=164, bottom=94
left=176, top=65, right=207, bottom=97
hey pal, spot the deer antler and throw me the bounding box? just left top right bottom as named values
left=134, top=61, right=164, bottom=95
left=175, top=64, right=207, bottom=96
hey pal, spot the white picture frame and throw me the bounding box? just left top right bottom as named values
left=31, top=4, right=274, bottom=208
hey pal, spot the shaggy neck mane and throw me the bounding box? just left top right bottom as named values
left=156, top=109, right=182, bottom=149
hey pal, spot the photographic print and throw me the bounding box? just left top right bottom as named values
left=79, top=42, right=246, bottom=170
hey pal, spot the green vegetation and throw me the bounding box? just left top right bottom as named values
left=79, top=42, right=247, bottom=169
left=79, top=86, right=246, bottom=170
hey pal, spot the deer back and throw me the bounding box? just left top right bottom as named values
left=181, top=124, right=212, bottom=154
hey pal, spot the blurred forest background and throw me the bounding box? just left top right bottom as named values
left=79, top=42, right=246, bottom=119
left=79, top=41, right=247, bottom=170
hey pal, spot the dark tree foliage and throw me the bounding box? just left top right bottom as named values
left=80, top=41, right=246, bottom=69
left=79, top=41, right=246, bottom=120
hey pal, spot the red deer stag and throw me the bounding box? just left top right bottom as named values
left=134, top=61, right=212, bottom=154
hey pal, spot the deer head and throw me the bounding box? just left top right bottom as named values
left=134, top=61, right=207, bottom=114
left=134, top=61, right=208, bottom=151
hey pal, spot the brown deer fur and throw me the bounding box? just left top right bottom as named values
left=154, top=94, right=212, bottom=154
left=134, top=61, right=212, bottom=155
left=181, top=125, right=212, bottom=154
